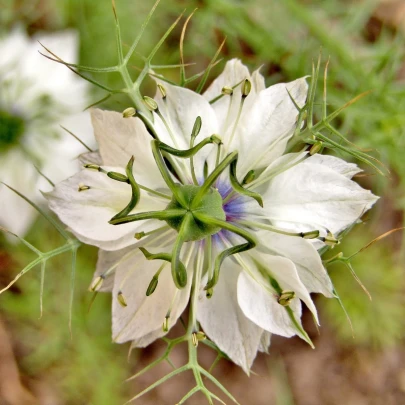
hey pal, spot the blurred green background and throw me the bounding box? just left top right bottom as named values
left=1, top=0, right=404, bottom=404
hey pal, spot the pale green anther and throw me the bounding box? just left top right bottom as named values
left=191, top=116, right=202, bottom=139
left=143, top=96, right=158, bottom=111
left=157, top=83, right=166, bottom=99
left=78, top=184, right=90, bottom=192
left=135, top=231, right=145, bottom=240
left=117, top=291, right=128, bottom=307
left=211, top=135, right=222, bottom=145
left=84, top=163, right=101, bottom=171
left=191, top=333, right=199, bottom=347
left=278, top=290, right=295, bottom=306
left=322, top=235, right=340, bottom=246
left=146, top=276, right=159, bottom=296
left=302, top=230, right=320, bottom=239
left=221, top=86, right=233, bottom=96
left=242, top=170, right=255, bottom=185
left=242, top=79, right=252, bottom=98
left=206, top=287, right=213, bottom=298
left=163, top=316, right=169, bottom=332
left=107, top=171, right=128, bottom=182
left=310, top=141, right=323, bottom=155
left=89, top=275, right=104, bottom=292
left=123, top=107, right=136, bottom=118
left=196, top=331, right=206, bottom=341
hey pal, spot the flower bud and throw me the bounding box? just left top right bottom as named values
left=143, top=96, right=158, bottom=111
left=122, top=107, right=136, bottom=118
left=278, top=290, right=295, bottom=306
left=117, top=291, right=128, bottom=307
left=242, top=79, right=252, bottom=98
left=221, top=86, right=233, bottom=96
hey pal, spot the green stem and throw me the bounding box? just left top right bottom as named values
left=108, top=209, right=185, bottom=225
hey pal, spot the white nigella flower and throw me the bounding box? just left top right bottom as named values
left=0, top=27, right=93, bottom=236
left=46, top=59, right=378, bottom=372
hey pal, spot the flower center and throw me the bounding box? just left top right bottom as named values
left=0, top=109, right=25, bottom=151
left=165, top=184, right=226, bottom=242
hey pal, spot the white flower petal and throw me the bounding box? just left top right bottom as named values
left=258, top=331, right=272, bottom=353
left=90, top=109, right=165, bottom=189
left=304, top=154, right=362, bottom=178
left=112, top=244, right=191, bottom=343
left=235, top=77, right=308, bottom=177
left=252, top=252, right=318, bottom=323
left=251, top=68, right=266, bottom=92
left=153, top=81, right=219, bottom=182
left=238, top=269, right=303, bottom=338
left=258, top=231, right=334, bottom=297
left=203, top=59, right=250, bottom=132
left=261, top=160, right=378, bottom=235
left=45, top=168, right=166, bottom=250
left=197, top=262, right=263, bottom=373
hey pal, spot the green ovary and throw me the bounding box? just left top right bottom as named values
left=165, top=184, right=226, bottom=242
left=0, top=109, right=25, bottom=150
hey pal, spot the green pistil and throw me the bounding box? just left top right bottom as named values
left=0, top=109, right=25, bottom=151
left=165, top=185, right=226, bottom=242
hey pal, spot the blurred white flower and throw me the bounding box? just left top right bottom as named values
left=46, top=59, right=378, bottom=372
left=0, top=27, right=94, bottom=236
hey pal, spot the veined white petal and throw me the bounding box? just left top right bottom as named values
left=261, top=161, right=378, bottom=235
left=250, top=252, right=318, bottom=324
left=203, top=59, right=251, bottom=133
left=238, top=268, right=304, bottom=338
left=304, top=154, right=362, bottom=178
left=235, top=77, right=308, bottom=177
left=153, top=80, right=219, bottom=182
left=0, top=149, right=38, bottom=237
left=251, top=67, right=266, bottom=92
left=258, top=231, right=334, bottom=297
left=90, top=109, right=165, bottom=189
left=197, top=262, right=263, bottom=374
left=112, top=242, right=192, bottom=344
left=45, top=168, right=167, bottom=250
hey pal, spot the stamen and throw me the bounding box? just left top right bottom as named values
left=89, top=275, right=104, bottom=292
left=278, top=290, right=295, bottom=306
left=146, top=262, right=166, bottom=296
left=309, top=141, right=323, bottom=155
left=122, top=107, right=136, bottom=118
left=78, top=184, right=90, bottom=192
left=242, top=170, right=255, bottom=185
left=143, top=96, right=158, bottom=111
left=226, top=79, right=251, bottom=151
left=190, top=116, right=202, bottom=185
left=236, top=219, right=320, bottom=239
left=157, top=83, right=167, bottom=99
left=117, top=290, right=128, bottom=307
left=135, top=225, right=169, bottom=240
